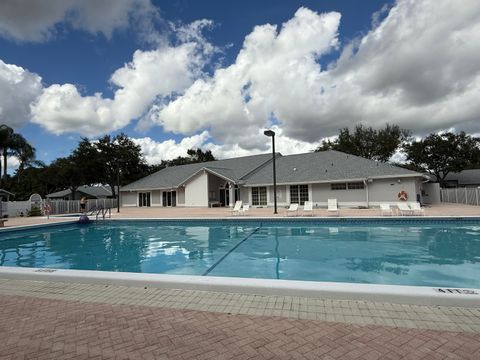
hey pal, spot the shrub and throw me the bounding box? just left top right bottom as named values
left=28, top=206, right=42, bottom=217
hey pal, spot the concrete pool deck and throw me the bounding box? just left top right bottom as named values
left=1, top=203, right=479, bottom=227
left=1, top=203, right=479, bottom=358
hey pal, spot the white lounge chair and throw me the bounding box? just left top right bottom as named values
left=302, top=201, right=314, bottom=216
left=397, top=202, right=413, bottom=216
left=409, top=202, right=425, bottom=216
left=379, top=203, right=393, bottom=216
left=286, top=203, right=299, bottom=216
left=230, top=200, right=243, bottom=216
left=327, top=199, right=339, bottom=216
left=238, top=204, right=250, bottom=216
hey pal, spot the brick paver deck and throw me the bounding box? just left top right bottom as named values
left=1, top=294, right=479, bottom=360
left=1, top=279, right=480, bottom=359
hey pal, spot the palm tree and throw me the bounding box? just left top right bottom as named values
left=0, top=125, right=37, bottom=184
left=0, top=125, right=14, bottom=185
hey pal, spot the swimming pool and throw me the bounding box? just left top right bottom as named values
left=1, top=219, right=479, bottom=288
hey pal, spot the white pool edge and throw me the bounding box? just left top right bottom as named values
left=0, top=266, right=479, bottom=307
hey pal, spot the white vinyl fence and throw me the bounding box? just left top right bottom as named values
left=47, top=199, right=117, bottom=215
left=2, top=201, right=31, bottom=217
left=440, top=187, right=480, bottom=206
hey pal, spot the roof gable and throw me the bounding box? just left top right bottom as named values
left=121, top=153, right=274, bottom=191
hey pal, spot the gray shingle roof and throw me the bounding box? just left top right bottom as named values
left=121, top=153, right=274, bottom=191
left=46, top=185, right=113, bottom=198
left=445, top=169, right=480, bottom=185
left=243, top=150, right=422, bottom=185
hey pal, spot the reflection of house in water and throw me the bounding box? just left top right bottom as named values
left=224, top=224, right=427, bottom=278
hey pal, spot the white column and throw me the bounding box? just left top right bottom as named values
left=229, top=183, right=234, bottom=207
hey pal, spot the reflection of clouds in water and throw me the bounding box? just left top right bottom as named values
left=185, top=226, right=210, bottom=243
left=328, top=227, right=338, bottom=235
left=145, top=242, right=189, bottom=258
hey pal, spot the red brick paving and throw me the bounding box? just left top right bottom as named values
left=1, top=294, right=479, bottom=359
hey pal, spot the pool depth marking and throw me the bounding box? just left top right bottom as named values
left=202, top=224, right=263, bottom=276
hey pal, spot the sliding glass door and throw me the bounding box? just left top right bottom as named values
left=138, top=192, right=151, bottom=207
left=162, top=191, right=177, bottom=207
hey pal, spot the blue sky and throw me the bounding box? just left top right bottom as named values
left=1, top=0, right=479, bottom=169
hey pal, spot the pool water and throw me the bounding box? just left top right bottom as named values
left=1, top=220, right=479, bottom=288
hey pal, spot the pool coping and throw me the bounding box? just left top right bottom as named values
left=0, top=266, right=479, bottom=307
left=1, top=216, right=480, bottom=307
left=1, top=215, right=480, bottom=234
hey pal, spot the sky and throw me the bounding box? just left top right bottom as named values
left=1, top=0, right=480, bottom=171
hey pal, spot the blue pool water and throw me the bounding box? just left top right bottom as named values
left=0, top=220, right=479, bottom=288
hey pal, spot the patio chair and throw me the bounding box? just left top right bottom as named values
left=238, top=204, right=250, bottom=216
left=397, top=202, right=413, bottom=216
left=286, top=203, right=299, bottom=216
left=302, top=201, right=314, bottom=216
left=409, top=202, right=425, bottom=216
left=230, top=200, right=243, bottom=216
left=327, top=199, right=339, bottom=216
left=379, top=203, right=393, bottom=216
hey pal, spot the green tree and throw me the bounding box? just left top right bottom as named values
left=316, top=124, right=410, bottom=162
left=404, top=131, right=480, bottom=186
left=94, top=134, right=149, bottom=198
left=0, top=125, right=14, bottom=183
left=186, top=148, right=215, bottom=163
left=50, top=156, right=87, bottom=199
left=0, top=124, right=37, bottom=186
left=153, top=148, right=216, bottom=170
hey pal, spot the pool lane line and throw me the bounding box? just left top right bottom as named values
left=202, top=224, right=262, bottom=276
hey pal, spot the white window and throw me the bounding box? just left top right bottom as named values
left=331, top=182, right=364, bottom=190
left=347, top=182, right=365, bottom=190
left=331, top=183, right=347, bottom=190
left=290, top=185, right=309, bottom=205
left=252, top=187, right=267, bottom=206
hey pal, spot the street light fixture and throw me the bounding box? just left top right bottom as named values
left=264, top=129, right=277, bottom=214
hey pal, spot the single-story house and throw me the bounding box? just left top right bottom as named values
left=120, top=150, right=425, bottom=208
left=46, top=185, right=115, bottom=200
left=442, top=169, right=480, bottom=188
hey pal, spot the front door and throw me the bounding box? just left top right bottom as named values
left=138, top=192, right=151, bottom=207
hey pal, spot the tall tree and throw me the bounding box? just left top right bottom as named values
left=316, top=124, right=410, bottom=162
left=0, top=125, right=14, bottom=184
left=404, top=131, right=480, bottom=186
left=186, top=148, right=215, bottom=163
left=94, top=134, right=149, bottom=198
left=50, top=155, right=87, bottom=199
left=0, top=125, right=36, bottom=182
left=154, top=148, right=216, bottom=170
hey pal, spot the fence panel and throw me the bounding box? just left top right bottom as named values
left=47, top=199, right=117, bottom=215
left=440, top=188, right=480, bottom=206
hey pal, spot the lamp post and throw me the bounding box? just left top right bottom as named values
left=264, top=129, right=277, bottom=214
left=116, top=161, right=120, bottom=213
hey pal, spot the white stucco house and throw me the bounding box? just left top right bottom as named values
left=120, top=150, right=425, bottom=208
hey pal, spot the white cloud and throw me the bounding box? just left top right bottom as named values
left=7, top=155, right=20, bottom=169
left=145, top=0, right=480, bottom=149
left=31, top=42, right=206, bottom=135
left=133, top=131, right=211, bottom=164
left=5, top=0, right=480, bottom=161
left=132, top=126, right=321, bottom=164
left=0, top=59, right=43, bottom=128
left=0, top=0, right=157, bottom=42
left=153, top=7, right=341, bottom=149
